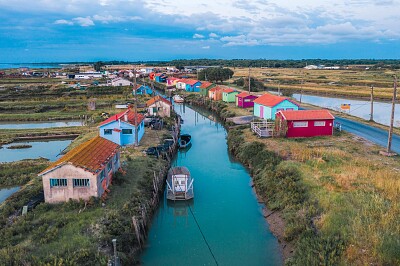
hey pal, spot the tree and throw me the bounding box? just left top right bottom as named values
left=93, top=61, right=105, bottom=72
left=198, top=67, right=234, bottom=83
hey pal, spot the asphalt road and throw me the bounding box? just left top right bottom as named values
left=335, top=116, right=400, bottom=154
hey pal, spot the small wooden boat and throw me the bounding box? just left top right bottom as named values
left=166, top=166, right=194, bottom=200
left=179, top=134, right=191, bottom=148
left=173, top=95, right=184, bottom=103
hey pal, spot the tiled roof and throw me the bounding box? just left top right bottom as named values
left=180, top=79, right=200, bottom=86
left=39, top=136, right=119, bottom=175
left=253, top=93, right=299, bottom=107
left=98, top=109, right=145, bottom=127
left=200, top=81, right=214, bottom=89
left=146, top=95, right=172, bottom=106
left=279, top=110, right=335, bottom=121
left=222, top=88, right=236, bottom=93
left=209, top=86, right=223, bottom=92
left=236, top=91, right=249, bottom=97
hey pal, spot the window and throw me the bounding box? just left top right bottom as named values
left=50, top=178, right=67, bottom=187
left=286, top=108, right=294, bottom=111
left=100, top=170, right=105, bottom=181
left=122, top=129, right=132, bottom=134
left=104, top=129, right=112, bottom=135
left=107, top=161, right=112, bottom=172
left=114, top=154, right=119, bottom=166
left=314, top=121, right=326, bottom=127
left=293, top=121, right=308, bottom=128
left=244, top=99, right=251, bottom=102
left=73, top=179, right=90, bottom=187
left=276, top=108, right=284, bottom=112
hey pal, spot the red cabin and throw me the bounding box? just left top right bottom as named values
left=276, top=110, right=335, bottom=138
left=235, top=92, right=258, bottom=108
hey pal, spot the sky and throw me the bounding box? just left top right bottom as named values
left=0, top=0, right=400, bottom=62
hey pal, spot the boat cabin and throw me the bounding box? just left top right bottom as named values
left=166, top=167, right=194, bottom=200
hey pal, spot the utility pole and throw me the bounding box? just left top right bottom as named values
left=248, top=67, right=251, bottom=93
left=387, top=76, right=397, bottom=153
left=278, top=81, right=280, bottom=96
left=370, top=85, right=374, bottom=121
left=133, top=68, right=138, bottom=147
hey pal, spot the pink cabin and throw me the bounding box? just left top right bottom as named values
left=167, top=77, right=180, bottom=86
left=276, top=110, right=335, bottom=138
left=235, top=92, right=258, bottom=108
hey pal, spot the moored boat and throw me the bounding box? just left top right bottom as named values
left=173, top=95, right=184, bottom=103
left=166, top=166, right=194, bottom=200
left=179, top=134, right=191, bottom=148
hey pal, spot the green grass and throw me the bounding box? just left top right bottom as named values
left=0, top=151, right=168, bottom=265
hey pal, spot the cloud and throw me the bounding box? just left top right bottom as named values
left=54, top=19, right=73, bottom=25
left=72, top=17, right=94, bottom=27
left=193, top=33, right=205, bottom=39
left=209, top=33, right=219, bottom=38
left=202, top=45, right=210, bottom=49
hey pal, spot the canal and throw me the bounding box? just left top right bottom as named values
left=141, top=105, right=281, bottom=265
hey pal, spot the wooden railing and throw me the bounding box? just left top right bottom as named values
left=251, top=121, right=274, bottom=137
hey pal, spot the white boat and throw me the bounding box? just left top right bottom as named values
left=166, top=166, right=194, bottom=200
left=173, top=95, right=184, bottom=103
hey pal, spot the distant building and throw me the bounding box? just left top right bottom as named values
left=75, top=72, right=103, bottom=79
left=276, top=110, right=334, bottom=138
left=208, top=86, right=223, bottom=101
left=304, top=65, right=318, bottom=70
left=199, top=81, right=216, bottom=96
left=253, top=93, right=299, bottom=120
left=99, top=109, right=145, bottom=146
left=222, top=88, right=239, bottom=103
left=155, top=73, right=167, bottom=83
left=111, top=77, right=132, bottom=87
left=39, top=136, right=120, bottom=203
left=133, top=84, right=153, bottom=95
left=235, top=92, right=258, bottom=108
left=146, top=95, right=172, bottom=117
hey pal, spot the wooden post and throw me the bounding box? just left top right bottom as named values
left=370, top=85, right=374, bottom=121
left=132, top=216, right=142, bottom=248
left=387, top=76, right=397, bottom=153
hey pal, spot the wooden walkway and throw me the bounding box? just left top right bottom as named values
left=251, top=121, right=274, bottom=137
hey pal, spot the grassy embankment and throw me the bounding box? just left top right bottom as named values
left=0, top=80, right=174, bottom=264
left=231, top=67, right=400, bottom=100
left=186, top=94, right=400, bottom=265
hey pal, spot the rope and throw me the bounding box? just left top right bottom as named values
left=170, top=167, right=219, bottom=266
left=188, top=204, right=219, bottom=266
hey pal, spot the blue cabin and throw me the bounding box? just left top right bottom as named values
left=253, top=93, right=299, bottom=120
left=185, top=79, right=202, bottom=92
left=133, top=84, right=153, bottom=95
left=155, top=73, right=167, bottom=83
left=99, top=109, right=145, bottom=146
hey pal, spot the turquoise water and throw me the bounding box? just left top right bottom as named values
left=141, top=105, right=281, bottom=265
left=0, top=140, right=72, bottom=163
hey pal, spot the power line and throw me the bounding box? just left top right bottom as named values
left=188, top=204, right=219, bottom=266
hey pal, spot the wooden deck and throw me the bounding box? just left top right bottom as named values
left=251, top=121, right=274, bottom=137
